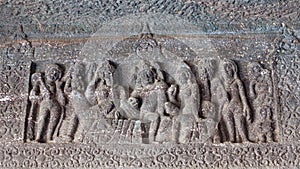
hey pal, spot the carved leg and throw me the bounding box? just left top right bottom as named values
left=223, top=112, right=235, bottom=142
left=67, top=114, right=79, bottom=141
left=144, top=113, right=160, bottom=143
left=27, top=102, right=39, bottom=141
left=47, top=108, right=62, bottom=142
left=218, top=120, right=227, bottom=142
left=26, top=118, right=35, bottom=141
left=178, top=115, right=193, bottom=144
left=74, top=120, right=85, bottom=143
left=234, top=114, right=248, bottom=143
left=172, top=117, right=180, bottom=143
left=73, top=118, right=96, bottom=143
left=58, top=112, right=77, bottom=142
left=179, top=124, right=192, bottom=144
left=35, top=108, right=50, bottom=142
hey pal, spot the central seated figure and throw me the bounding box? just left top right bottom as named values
left=125, top=62, right=168, bottom=143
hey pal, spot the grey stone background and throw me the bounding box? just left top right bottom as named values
left=0, top=0, right=299, bottom=168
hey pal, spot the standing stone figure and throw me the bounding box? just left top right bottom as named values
left=248, top=62, right=273, bottom=108
left=248, top=62, right=274, bottom=142
left=172, top=64, right=201, bottom=144
left=254, top=105, right=274, bottom=143
left=26, top=73, right=43, bottom=142
left=211, top=76, right=229, bottom=143
left=197, top=65, right=211, bottom=102
left=128, top=62, right=168, bottom=143
left=35, top=64, right=66, bottom=142
left=219, top=59, right=251, bottom=143
left=196, top=59, right=215, bottom=102
left=59, top=62, right=88, bottom=142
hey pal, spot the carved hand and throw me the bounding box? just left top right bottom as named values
left=128, top=97, right=139, bottom=109
left=64, top=79, right=72, bottom=94
left=55, top=80, right=63, bottom=88
left=87, top=63, right=97, bottom=82
left=194, top=115, right=201, bottom=123
left=167, top=84, right=178, bottom=101
left=243, top=105, right=251, bottom=121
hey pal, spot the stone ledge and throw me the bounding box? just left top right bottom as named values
left=0, top=142, right=299, bottom=168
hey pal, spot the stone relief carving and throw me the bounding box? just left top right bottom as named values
left=216, top=59, right=251, bottom=143
left=1, top=0, right=300, bottom=168
left=24, top=33, right=279, bottom=145
left=247, top=62, right=276, bottom=143
left=171, top=64, right=200, bottom=144
left=34, top=64, right=66, bottom=143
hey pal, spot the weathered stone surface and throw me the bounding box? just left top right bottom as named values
left=0, top=0, right=299, bottom=168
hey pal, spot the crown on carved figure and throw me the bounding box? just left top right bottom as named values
left=135, top=23, right=159, bottom=57
left=97, top=60, right=115, bottom=74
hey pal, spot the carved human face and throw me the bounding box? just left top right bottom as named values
left=139, top=69, right=155, bottom=86
left=96, top=88, right=110, bottom=103
left=136, top=35, right=157, bottom=57
left=102, top=69, right=113, bottom=86
left=224, top=63, right=235, bottom=79
left=31, top=73, right=42, bottom=85
left=252, top=64, right=262, bottom=77
left=201, top=101, right=215, bottom=119
left=46, top=66, right=61, bottom=82
left=178, top=70, right=190, bottom=84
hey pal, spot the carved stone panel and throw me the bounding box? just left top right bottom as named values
left=0, top=0, right=300, bottom=168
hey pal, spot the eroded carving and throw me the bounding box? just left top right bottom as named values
left=35, top=64, right=65, bottom=143
left=212, top=59, right=251, bottom=143
left=247, top=62, right=276, bottom=142
left=25, top=57, right=279, bottom=144
left=126, top=61, right=168, bottom=143
left=171, top=64, right=200, bottom=144
left=24, top=33, right=278, bottom=145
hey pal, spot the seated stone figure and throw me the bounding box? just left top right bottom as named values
left=196, top=101, right=220, bottom=143
left=85, top=60, right=115, bottom=106
left=125, top=62, right=168, bottom=143
left=74, top=86, right=119, bottom=142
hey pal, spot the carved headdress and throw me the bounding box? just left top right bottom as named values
left=94, top=60, right=115, bottom=87
left=220, top=59, right=238, bottom=79
left=247, top=62, right=263, bottom=79
left=176, top=63, right=196, bottom=84
left=45, top=63, right=63, bottom=80
left=97, top=60, right=115, bottom=75
left=135, top=23, right=159, bottom=58
left=135, top=61, right=157, bottom=88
